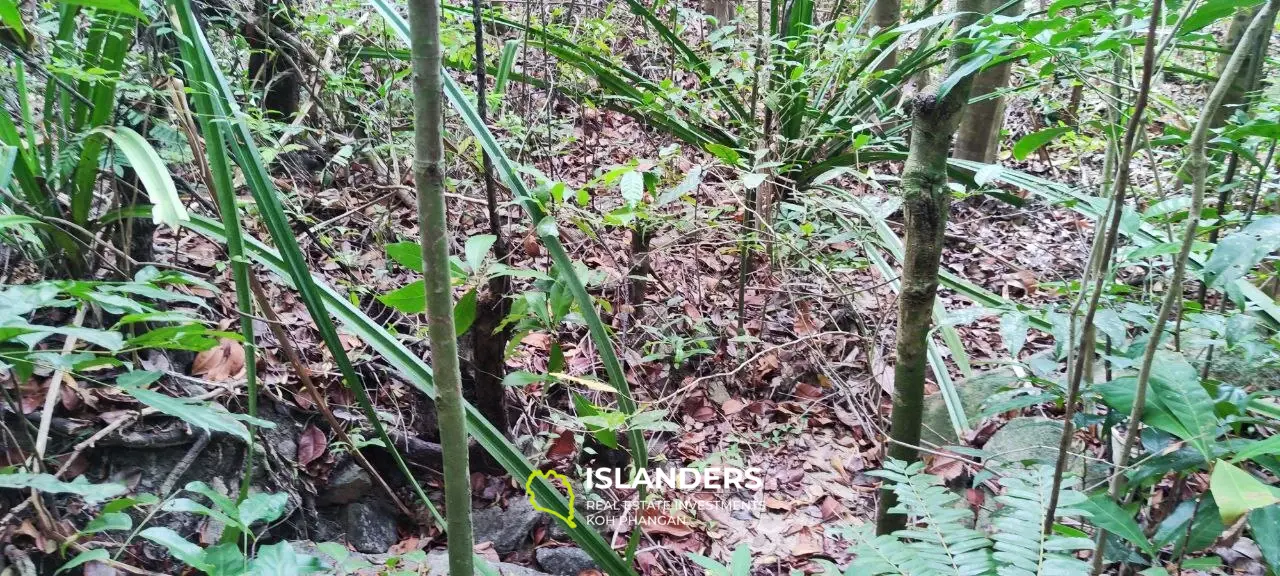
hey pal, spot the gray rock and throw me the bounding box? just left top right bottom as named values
left=293, top=541, right=550, bottom=575
left=321, top=462, right=373, bottom=506
left=344, top=500, right=398, bottom=553
left=535, top=547, right=598, bottom=576
left=921, top=370, right=1020, bottom=447
left=982, top=417, right=1108, bottom=487
left=473, top=499, right=544, bottom=553
left=426, top=552, right=549, bottom=576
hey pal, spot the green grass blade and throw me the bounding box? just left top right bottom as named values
left=168, top=0, right=443, bottom=527
left=494, top=38, right=519, bottom=106
left=70, top=9, right=134, bottom=226
left=108, top=205, right=638, bottom=576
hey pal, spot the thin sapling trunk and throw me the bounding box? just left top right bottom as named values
left=408, top=0, right=475, bottom=570
left=874, top=0, right=982, bottom=536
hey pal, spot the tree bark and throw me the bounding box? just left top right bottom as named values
left=954, top=0, right=1023, bottom=163
left=871, top=0, right=900, bottom=70
left=469, top=0, right=512, bottom=446
left=874, top=0, right=982, bottom=536
left=246, top=0, right=301, bottom=119
left=407, top=0, right=474, bottom=569
left=1208, top=6, right=1274, bottom=129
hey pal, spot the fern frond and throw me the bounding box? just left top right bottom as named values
left=871, top=459, right=995, bottom=576
left=991, top=466, right=1093, bottom=576
left=848, top=527, right=915, bottom=576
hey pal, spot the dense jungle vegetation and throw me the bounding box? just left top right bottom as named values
left=2, top=0, right=1280, bottom=573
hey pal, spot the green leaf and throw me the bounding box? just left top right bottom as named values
left=502, top=371, right=544, bottom=387
left=1180, top=0, right=1263, bottom=35
left=1203, top=217, right=1280, bottom=288
left=238, top=492, right=289, bottom=527
left=619, top=170, right=645, bottom=207
left=83, top=511, right=132, bottom=534
left=657, top=165, right=702, bottom=206
left=1143, top=197, right=1192, bottom=219
left=204, top=543, right=249, bottom=576
left=742, top=172, right=766, bottom=190
left=0, top=214, right=41, bottom=231
left=1147, top=352, right=1218, bottom=459
left=999, top=312, right=1029, bottom=358
left=704, top=143, right=741, bottom=166
left=1211, top=460, right=1280, bottom=524
left=55, top=549, right=110, bottom=575
left=1234, top=435, right=1280, bottom=463
left=386, top=242, right=424, bottom=272
left=0, top=0, right=24, bottom=43
left=0, top=473, right=126, bottom=503
left=1152, top=496, right=1222, bottom=557
left=378, top=280, right=426, bottom=314
left=249, top=542, right=319, bottom=576
left=464, top=235, right=497, bottom=272
left=493, top=39, right=519, bottom=100
left=121, top=386, right=271, bottom=442
left=140, top=527, right=209, bottom=571
left=573, top=391, right=617, bottom=449
left=1251, top=505, right=1280, bottom=575
left=1079, top=495, right=1154, bottom=556
left=90, top=127, right=185, bottom=229
left=1013, top=127, right=1072, bottom=161
left=60, top=0, right=145, bottom=18
left=454, top=288, right=478, bottom=336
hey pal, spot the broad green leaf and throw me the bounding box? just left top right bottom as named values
left=0, top=0, right=24, bottom=42
left=249, top=541, right=321, bottom=575
left=55, top=549, right=109, bottom=575
left=90, top=127, right=185, bottom=229
left=121, top=386, right=272, bottom=442
left=619, top=170, right=644, bottom=207
left=238, top=492, right=289, bottom=527
left=454, top=287, right=478, bottom=336
left=502, top=371, right=544, bottom=387
left=1152, top=496, right=1223, bottom=557
left=1125, top=241, right=1213, bottom=262
left=378, top=280, right=426, bottom=314
left=1180, top=0, right=1263, bottom=34
left=704, top=143, right=741, bottom=166
left=83, top=511, right=132, bottom=534
left=1210, top=460, right=1280, bottom=523
left=140, top=527, right=209, bottom=572
left=385, top=241, right=424, bottom=272
left=999, top=312, right=1029, bottom=357
left=1012, top=129, right=1071, bottom=161
left=657, top=165, right=702, bottom=206
left=204, top=543, right=249, bottom=576
left=1203, top=217, right=1280, bottom=288
left=1095, top=378, right=1189, bottom=439
left=1147, top=351, right=1218, bottom=459
left=1251, top=505, right=1280, bottom=575
left=742, top=172, right=766, bottom=190
left=1234, top=435, right=1280, bottom=463
left=573, top=391, right=618, bottom=449
left=1079, top=495, right=1154, bottom=556
left=0, top=473, right=125, bottom=503
left=464, top=235, right=497, bottom=272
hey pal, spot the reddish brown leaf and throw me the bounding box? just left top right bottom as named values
left=297, top=424, right=327, bottom=467
left=547, top=430, right=577, bottom=460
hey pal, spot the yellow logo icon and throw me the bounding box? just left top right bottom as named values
left=526, top=470, right=576, bottom=528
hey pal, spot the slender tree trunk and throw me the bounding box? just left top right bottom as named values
left=408, top=0, right=474, bottom=569
left=704, top=0, right=736, bottom=26
left=245, top=0, right=301, bottom=119
left=874, top=0, right=982, bottom=536
left=871, top=0, right=900, bottom=70
left=954, top=0, right=1023, bottom=163
left=1089, top=3, right=1278, bottom=571
left=469, top=0, right=512, bottom=444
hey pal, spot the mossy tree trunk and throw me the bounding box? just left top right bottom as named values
left=874, top=0, right=983, bottom=536
left=954, top=0, right=1022, bottom=163
left=407, top=0, right=474, bottom=569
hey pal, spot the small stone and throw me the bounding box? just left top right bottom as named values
left=426, top=552, right=550, bottom=576
left=321, top=462, right=372, bottom=506
left=473, top=499, right=544, bottom=553
left=344, top=500, right=397, bottom=554
left=535, top=547, right=598, bottom=576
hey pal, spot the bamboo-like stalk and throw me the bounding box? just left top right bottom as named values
left=1089, top=2, right=1279, bottom=571
left=1042, top=0, right=1161, bottom=528
left=874, top=0, right=982, bottom=535
left=407, top=0, right=475, bottom=571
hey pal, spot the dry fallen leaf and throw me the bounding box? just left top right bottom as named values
left=297, top=423, right=327, bottom=467
left=192, top=338, right=247, bottom=381
left=546, top=429, right=577, bottom=460
left=790, top=526, right=824, bottom=557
